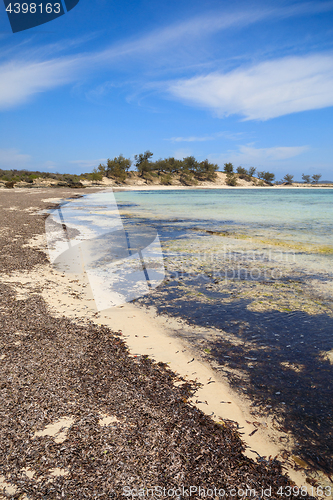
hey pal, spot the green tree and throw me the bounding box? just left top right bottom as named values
left=257, top=171, right=265, bottom=180
left=248, top=167, right=256, bottom=177
left=97, top=163, right=106, bottom=176
left=182, top=156, right=199, bottom=173
left=178, top=156, right=198, bottom=185
left=104, top=155, right=131, bottom=182
left=236, top=166, right=247, bottom=175
left=154, top=158, right=181, bottom=174
left=223, top=162, right=234, bottom=173
left=196, top=159, right=218, bottom=181
left=283, top=174, right=294, bottom=184
left=236, top=166, right=253, bottom=181
left=312, top=174, right=322, bottom=184
left=302, top=174, right=311, bottom=183
left=262, top=171, right=275, bottom=185
left=164, top=157, right=182, bottom=173
left=135, top=151, right=154, bottom=178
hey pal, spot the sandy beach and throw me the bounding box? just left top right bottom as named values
left=0, top=187, right=329, bottom=498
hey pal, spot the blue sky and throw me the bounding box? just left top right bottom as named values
left=1, top=0, right=333, bottom=180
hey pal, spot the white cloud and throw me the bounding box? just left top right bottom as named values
left=0, top=56, right=87, bottom=109
left=2, top=2, right=332, bottom=110
left=238, top=145, right=309, bottom=161
left=0, top=148, right=31, bottom=168
left=210, top=144, right=309, bottom=166
left=70, top=159, right=107, bottom=169
left=97, top=1, right=333, bottom=62
left=168, top=135, right=216, bottom=143
left=168, top=53, right=333, bottom=120
left=0, top=7, right=270, bottom=110
left=167, top=131, right=244, bottom=142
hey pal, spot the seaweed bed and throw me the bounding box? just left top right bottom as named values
left=0, top=189, right=310, bottom=499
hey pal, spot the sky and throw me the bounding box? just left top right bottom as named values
left=1, top=0, right=333, bottom=180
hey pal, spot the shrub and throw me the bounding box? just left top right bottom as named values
left=257, top=171, right=275, bottom=184
left=223, top=162, right=234, bottom=173
left=302, top=174, right=311, bottom=183
left=257, top=171, right=265, bottom=180
left=312, top=174, right=322, bottom=184
left=236, top=166, right=252, bottom=181
left=135, top=151, right=153, bottom=177
left=262, top=172, right=275, bottom=185
left=283, top=174, right=294, bottom=185
left=236, top=166, right=247, bottom=175
left=226, top=173, right=237, bottom=186
left=86, top=169, right=103, bottom=182
left=195, top=159, right=218, bottom=181
left=160, top=174, right=173, bottom=185
left=180, top=172, right=197, bottom=186
left=103, top=155, right=131, bottom=182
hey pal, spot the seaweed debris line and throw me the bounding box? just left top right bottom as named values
left=0, top=188, right=322, bottom=498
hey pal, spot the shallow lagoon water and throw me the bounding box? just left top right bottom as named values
left=114, top=188, right=333, bottom=249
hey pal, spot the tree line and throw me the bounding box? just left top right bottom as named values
left=222, top=163, right=322, bottom=186
left=95, top=151, right=219, bottom=185
left=0, top=155, right=324, bottom=188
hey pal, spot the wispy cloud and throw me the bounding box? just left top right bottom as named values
left=210, top=144, right=309, bottom=166
left=168, top=53, right=333, bottom=120
left=167, top=131, right=244, bottom=142
left=237, top=145, right=309, bottom=161
left=1, top=6, right=269, bottom=110
left=1, top=2, right=333, bottom=110
left=97, top=1, right=333, bottom=62
left=0, top=148, right=31, bottom=167
left=70, top=159, right=107, bottom=169
left=168, top=134, right=217, bottom=143
left=0, top=56, right=86, bottom=109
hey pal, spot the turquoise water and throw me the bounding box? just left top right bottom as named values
left=114, top=188, right=333, bottom=248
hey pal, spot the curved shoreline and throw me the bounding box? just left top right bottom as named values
left=0, top=187, right=330, bottom=496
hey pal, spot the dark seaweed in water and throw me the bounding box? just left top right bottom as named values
left=137, top=270, right=333, bottom=476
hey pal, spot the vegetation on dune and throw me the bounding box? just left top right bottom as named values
left=0, top=156, right=325, bottom=188
left=97, top=154, right=131, bottom=183
left=0, top=169, right=86, bottom=188
left=131, top=151, right=219, bottom=185
left=283, top=174, right=294, bottom=185
left=311, top=173, right=322, bottom=184
left=257, top=170, right=276, bottom=185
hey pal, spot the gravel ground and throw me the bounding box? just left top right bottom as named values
left=0, top=188, right=311, bottom=499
